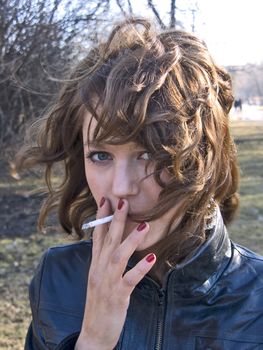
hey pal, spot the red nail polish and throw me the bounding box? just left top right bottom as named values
left=99, top=197, right=105, bottom=207
left=118, top=199, right=124, bottom=210
left=137, top=222, right=147, bottom=232
left=146, top=253, right=155, bottom=263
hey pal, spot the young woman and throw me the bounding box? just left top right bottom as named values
left=18, top=18, right=263, bottom=350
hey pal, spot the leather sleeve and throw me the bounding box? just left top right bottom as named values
left=55, top=332, right=80, bottom=350
left=24, top=251, right=49, bottom=349
left=24, top=250, right=81, bottom=350
left=24, top=322, right=47, bottom=350
left=24, top=322, right=79, bottom=350
left=24, top=244, right=91, bottom=350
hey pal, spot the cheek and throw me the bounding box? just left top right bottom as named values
left=144, top=177, right=162, bottom=204
left=143, top=170, right=170, bottom=207
left=84, top=164, right=104, bottom=203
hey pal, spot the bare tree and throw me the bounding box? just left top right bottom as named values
left=170, top=0, right=177, bottom=28
left=146, top=0, right=195, bottom=31
left=147, top=0, right=166, bottom=29
left=0, top=0, right=109, bottom=146
left=115, top=0, right=134, bottom=15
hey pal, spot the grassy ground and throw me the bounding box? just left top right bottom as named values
left=228, top=121, right=263, bottom=251
left=0, top=120, right=263, bottom=349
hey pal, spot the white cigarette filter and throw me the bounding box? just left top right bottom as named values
left=82, top=215, right=114, bottom=230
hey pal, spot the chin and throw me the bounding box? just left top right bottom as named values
left=122, top=219, right=141, bottom=242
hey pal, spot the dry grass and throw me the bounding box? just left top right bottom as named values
left=228, top=120, right=263, bottom=252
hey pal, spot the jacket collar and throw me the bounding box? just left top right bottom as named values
left=168, top=207, right=232, bottom=297
left=129, top=207, right=232, bottom=298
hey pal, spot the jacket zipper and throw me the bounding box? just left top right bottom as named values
left=155, top=289, right=165, bottom=350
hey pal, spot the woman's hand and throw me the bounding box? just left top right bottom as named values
left=75, top=197, right=156, bottom=350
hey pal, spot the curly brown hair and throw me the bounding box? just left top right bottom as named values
left=15, top=18, right=239, bottom=264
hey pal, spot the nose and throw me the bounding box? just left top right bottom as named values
left=111, top=162, right=140, bottom=198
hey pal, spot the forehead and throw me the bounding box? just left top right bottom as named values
left=81, top=100, right=172, bottom=154
left=82, top=111, right=143, bottom=150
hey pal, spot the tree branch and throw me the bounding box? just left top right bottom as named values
left=116, top=0, right=127, bottom=15
left=127, top=0, right=133, bottom=13
left=170, top=0, right=176, bottom=28
left=147, top=0, right=166, bottom=29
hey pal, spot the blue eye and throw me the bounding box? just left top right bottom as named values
left=86, top=152, right=111, bottom=162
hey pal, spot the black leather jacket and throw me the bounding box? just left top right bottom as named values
left=25, top=212, right=263, bottom=349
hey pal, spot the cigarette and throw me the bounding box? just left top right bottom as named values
left=82, top=215, right=114, bottom=230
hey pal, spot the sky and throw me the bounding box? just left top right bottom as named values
left=196, top=0, right=263, bottom=66
left=129, top=0, right=263, bottom=67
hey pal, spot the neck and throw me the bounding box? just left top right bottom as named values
left=132, top=250, right=171, bottom=285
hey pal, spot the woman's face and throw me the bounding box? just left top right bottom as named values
left=82, top=112, right=172, bottom=250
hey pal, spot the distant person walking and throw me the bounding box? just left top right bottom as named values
left=234, top=98, right=242, bottom=111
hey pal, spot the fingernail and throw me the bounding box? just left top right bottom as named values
left=137, top=222, right=147, bottom=232
left=118, top=199, right=124, bottom=210
left=146, top=253, right=155, bottom=263
left=99, top=197, right=105, bottom=207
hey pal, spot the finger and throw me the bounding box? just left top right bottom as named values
left=109, top=222, right=150, bottom=277
left=91, top=197, right=111, bottom=265
left=102, top=198, right=129, bottom=253
left=121, top=253, right=156, bottom=297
